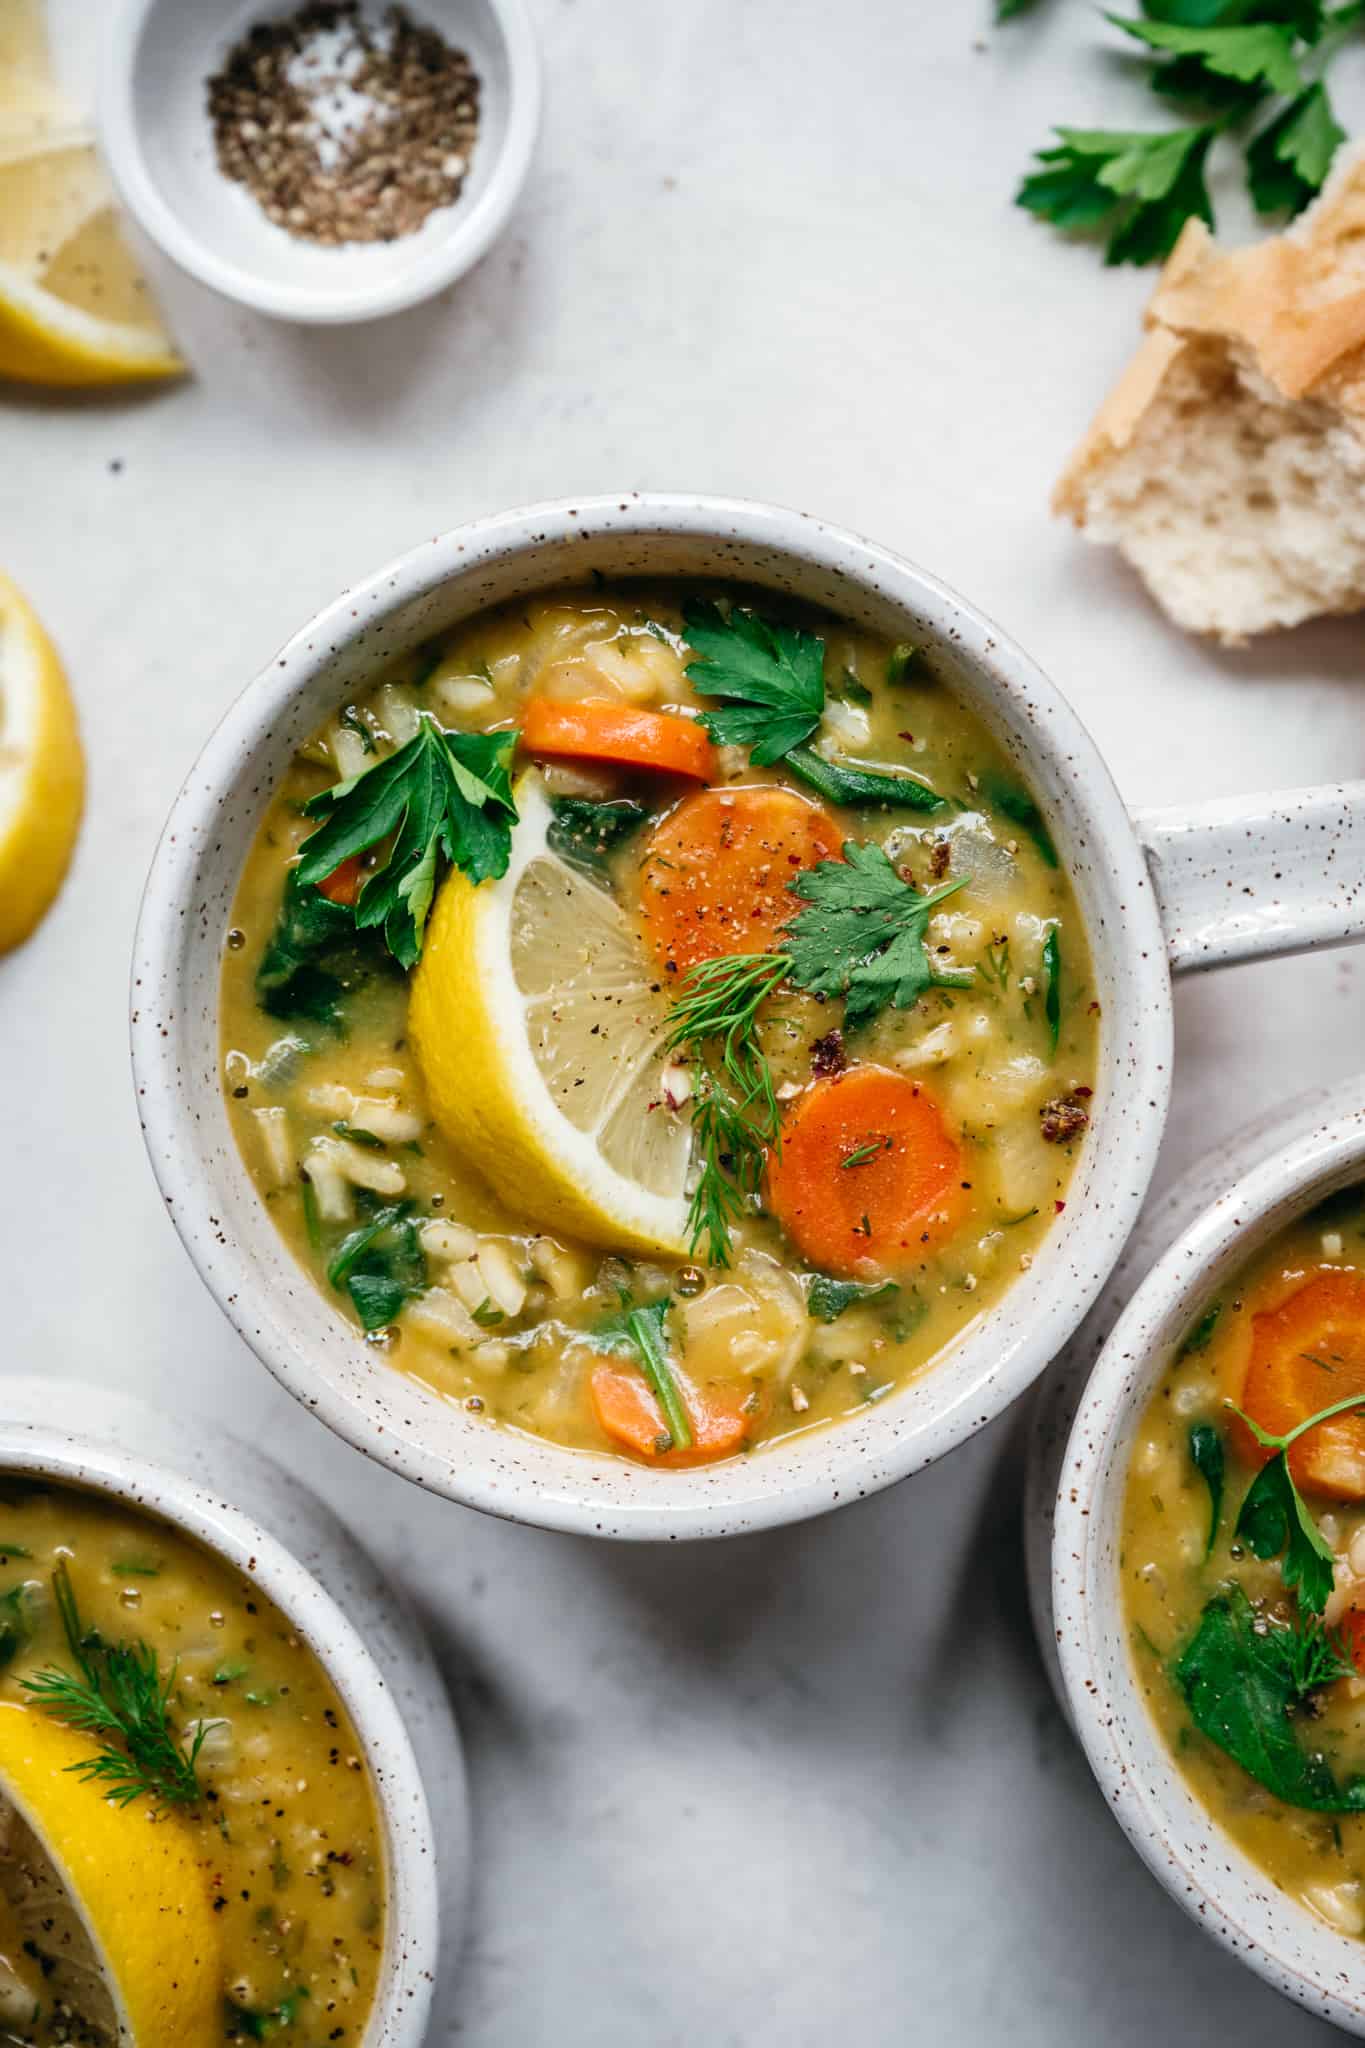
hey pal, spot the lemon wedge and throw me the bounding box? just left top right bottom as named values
left=0, top=1702, right=221, bottom=2045
left=0, top=572, right=84, bottom=953
left=410, top=768, right=693, bottom=1256
left=0, top=0, right=183, bottom=392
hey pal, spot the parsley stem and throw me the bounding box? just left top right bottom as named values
left=1234, top=1389, right=1365, bottom=1454
left=625, top=1306, right=692, bottom=1450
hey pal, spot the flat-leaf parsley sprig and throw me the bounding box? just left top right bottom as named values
left=1009, top=4, right=1364, bottom=265
left=781, top=843, right=973, bottom=1032
left=680, top=601, right=943, bottom=812
left=295, top=716, right=518, bottom=968
left=1231, top=1387, right=1365, bottom=1614
left=22, top=1562, right=209, bottom=1809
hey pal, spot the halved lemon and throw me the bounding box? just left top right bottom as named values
left=0, top=573, right=83, bottom=954
left=0, top=128, right=183, bottom=387
left=0, top=1702, right=221, bottom=2045
left=410, top=768, right=693, bottom=1255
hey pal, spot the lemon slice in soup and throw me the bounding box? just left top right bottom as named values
left=0, top=1703, right=222, bottom=2045
left=410, top=768, right=692, bottom=1255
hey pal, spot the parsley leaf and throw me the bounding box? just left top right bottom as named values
left=296, top=718, right=518, bottom=969
left=681, top=600, right=942, bottom=809
left=1188, top=1422, right=1225, bottom=1558
left=682, top=600, right=826, bottom=765
left=1018, top=125, right=1216, bottom=266
left=1247, top=79, right=1346, bottom=211
left=1173, top=1586, right=1362, bottom=1810
left=1109, top=15, right=1305, bottom=92
left=1231, top=1388, right=1365, bottom=1612
left=781, top=843, right=973, bottom=1032
left=591, top=1295, right=692, bottom=1450
left=806, top=1275, right=899, bottom=1323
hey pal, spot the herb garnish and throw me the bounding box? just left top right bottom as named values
left=295, top=717, right=518, bottom=968
left=22, top=1563, right=207, bottom=1808
left=1042, top=927, right=1062, bottom=1056
left=1178, top=1301, right=1223, bottom=1359
left=1174, top=1587, right=1364, bottom=1812
left=591, top=1295, right=692, bottom=1450
left=1010, top=6, right=1362, bottom=265
left=681, top=601, right=942, bottom=810
left=782, top=844, right=973, bottom=1031
left=1231, top=1389, right=1365, bottom=1613
left=226, top=1986, right=311, bottom=2040
left=0, top=1586, right=34, bottom=1673
left=1188, top=1422, right=1225, bottom=1560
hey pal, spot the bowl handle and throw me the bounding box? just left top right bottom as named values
left=1133, top=782, right=1365, bottom=975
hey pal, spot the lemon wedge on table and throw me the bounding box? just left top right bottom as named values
left=410, top=768, right=693, bottom=1256
left=0, top=574, right=83, bottom=954
left=0, top=1702, right=222, bottom=2045
left=0, top=130, right=184, bottom=387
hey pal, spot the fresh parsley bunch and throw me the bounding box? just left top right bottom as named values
left=1009, top=2, right=1360, bottom=265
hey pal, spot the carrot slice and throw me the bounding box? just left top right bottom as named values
left=522, top=698, right=716, bottom=781
left=1340, top=1607, right=1365, bottom=1676
left=638, top=785, right=842, bottom=975
left=766, top=1065, right=968, bottom=1277
left=589, top=1362, right=755, bottom=1467
left=317, top=855, right=363, bottom=907
left=1235, top=1270, right=1365, bottom=1501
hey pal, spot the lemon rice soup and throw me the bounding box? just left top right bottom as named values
left=0, top=1480, right=383, bottom=2043
left=1122, top=1189, right=1365, bottom=1937
left=221, top=586, right=1099, bottom=1466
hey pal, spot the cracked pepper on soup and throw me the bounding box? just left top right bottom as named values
left=220, top=584, right=1099, bottom=1465
left=1123, top=1188, right=1365, bottom=1938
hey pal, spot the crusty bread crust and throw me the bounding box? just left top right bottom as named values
left=1055, top=142, right=1365, bottom=638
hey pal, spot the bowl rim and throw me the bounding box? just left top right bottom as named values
left=1051, top=1097, right=1365, bottom=2033
left=0, top=1403, right=443, bottom=2044
left=96, top=0, right=542, bottom=324
left=130, top=490, right=1173, bottom=1538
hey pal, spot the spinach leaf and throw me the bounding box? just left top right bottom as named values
left=254, top=869, right=388, bottom=1029
left=547, top=797, right=650, bottom=886
left=326, top=1202, right=427, bottom=1332
left=1173, top=1586, right=1363, bottom=1810
left=0, top=1585, right=35, bottom=1672
left=1043, top=927, right=1062, bottom=1055
left=1188, top=1422, right=1224, bottom=1559
left=981, top=775, right=1058, bottom=867
left=783, top=746, right=943, bottom=812
left=1178, top=1300, right=1222, bottom=1358
left=806, top=1275, right=899, bottom=1323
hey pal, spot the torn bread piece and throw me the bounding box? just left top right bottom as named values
left=1055, top=141, right=1365, bottom=644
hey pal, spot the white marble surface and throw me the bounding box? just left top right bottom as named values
left=7, top=3, right=1365, bottom=2040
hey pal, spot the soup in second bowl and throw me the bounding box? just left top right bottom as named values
left=1123, top=1187, right=1365, bottom=1938
left=0, top=1478, right=384, bottom=2044
left=221, top=584, right=1099, bottom=1466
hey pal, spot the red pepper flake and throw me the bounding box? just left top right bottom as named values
left=1055, top=1200, right=1066, bottom=1214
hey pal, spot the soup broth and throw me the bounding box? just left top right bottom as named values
left=0, top=1480, right=384, bottom=2041
left=1122, top=1188, right=1365, bottom=1937
left=222, top=584, right=1100, bottom=1466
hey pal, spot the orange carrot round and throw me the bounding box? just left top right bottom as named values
left=766, top=1065, right=968, bottom=1277
left=1235, top=1270, right=1365, bottom=1500
left=638, top=785, right=842, bottom=975
left=317, top=855, right=363, bottom=907
left=589, top=1362, right=756, bottom=1467
left=1340, top=1607, right=1365, bottom=1676
left=522, top=697, right=716, bottom=781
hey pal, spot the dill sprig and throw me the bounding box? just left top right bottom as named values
left=21, top=1562, right=208, bottom=1809
left=664, top=952, right=789, bottom=1267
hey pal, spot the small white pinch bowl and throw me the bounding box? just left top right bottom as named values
left=97, top=0, right=539, bottom=324
left=1030, top=1075, right=1365, bottom=2033
left=0, top=1376, right=468, bottom=2043
left=131, top=493, right=1365, bottom=1541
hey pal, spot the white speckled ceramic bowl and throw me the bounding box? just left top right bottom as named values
left=130, top=494, right=1365, bottom=1539
left=1031, top=1077, right=1365, bottom=2033
left=0, top=1377, right=467, bottom=2042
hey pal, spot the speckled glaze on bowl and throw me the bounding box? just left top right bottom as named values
left=1031, top=1077, right=1365, bottom=2033
left=0, top=1378, right=467, bottom=2043
left=130, top=494, right=1365, bottom=1540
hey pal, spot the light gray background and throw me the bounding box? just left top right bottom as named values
left=8, top=4, right=1365, bottom=2041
